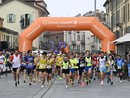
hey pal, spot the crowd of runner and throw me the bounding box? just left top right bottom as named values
left=0, top=50, right=130, bottom=88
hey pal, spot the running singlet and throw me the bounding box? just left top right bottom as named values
left=92, top=56, right=97, bottom=66
left=46, top=59, right=53, bottom=69
left=12, top=54, right=21, bottom=68
left=69, top=59, right=75, bottom=69
left=39, top=57, right=47, bottom=69
left=62, top=60, right=69, bottom=69
left=25, top=55, right=34, bottom=68
left=99, top=57, right=106, bottom=68
left=115, top=59, right=124, bottom=69
left=56, top=56, right=63, bottom=67
left=0, top=55, right=5, bottom=64
left=79, top=57, right=85, bottom=68
left=85, top=57, right=92, bottom=66
left=21, top=56, right=26, bottom=66
left=74, top=58, right=79, bottom=69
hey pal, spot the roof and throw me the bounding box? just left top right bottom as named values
left=0, top=27, right=18, bottom=35
left=112, top=33, right=130, bottom=44
left=0, top=0, right=49, bottom=15
left=103, top=0, right=112, bottom=7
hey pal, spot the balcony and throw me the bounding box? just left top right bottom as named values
left=116, top=18, right=123, bottom=28
left=72, top=41, right=76, bottom=46
left=80, top=39, right=85, bottom=45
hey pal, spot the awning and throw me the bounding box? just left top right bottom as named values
left=112, top=33, right=130, bottom=43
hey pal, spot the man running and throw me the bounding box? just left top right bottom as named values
left=10, top=50, right=21, bottom=87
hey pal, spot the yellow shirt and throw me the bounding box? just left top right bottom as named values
left=55, top=56, right=63, bottom=66
left=39, top=57, right=47, bottom=69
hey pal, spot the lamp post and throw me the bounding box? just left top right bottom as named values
left=94, top=0, right=97, bottom=17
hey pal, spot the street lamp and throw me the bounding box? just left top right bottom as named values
left=94, top=0, right=97, bottom=17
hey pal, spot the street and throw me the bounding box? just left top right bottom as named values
left=0, top=74, right=130, bottom=98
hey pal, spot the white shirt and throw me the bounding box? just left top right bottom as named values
left=99, top=57, right=106, bottom=68
left=12, top=54, right=20, bottom=68
left=0, top=55, right=5, bottom=64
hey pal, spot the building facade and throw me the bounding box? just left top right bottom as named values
left=64, top=10, right=105, bottom=52
left=104, top=0, right=130, bottom=58
left=0, top=0, right=49, bottom=49
left=0, top=17, right=18, bottom=50
left=42, top=31, right=64, bottom=51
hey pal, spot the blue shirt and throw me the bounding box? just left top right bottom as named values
left=25, top=55, right=34, bottom=68
left=115, top=58, right=124, bottom=67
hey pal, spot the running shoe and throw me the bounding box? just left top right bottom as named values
left=23, top=80, right=26, bottom=83
left=15, top=82, right=17, bottom=87
left=17, top=81, right=20, bottom=85
left=59, top=77, right=63, bottom=80
left=29, top=82, right=32, bottom=86
left=41, top=85, right=44, bottom=88
left=65, top=85, right=68, bottom=88
left=120, top=80, right=122, bottom=83
left=100, top=81, right=103, bottom=86
left=89, top=79, right=91, bottom=83
left=82, top=82, right=85, bottom=87
left=111, top=82, right=113, bottom=85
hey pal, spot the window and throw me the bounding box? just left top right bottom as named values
left=7, top=14, right=15, bottom=23
left=74, top=33, right=76, bottom=41
left=77, top=34, right=80, bottom=41
left=20, top=14, right=32, bottom=28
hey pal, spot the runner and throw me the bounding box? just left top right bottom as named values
left=10, top=50, right=21, bottom=87
left=46, top=55, right=54, bottom=85
left=98, top=52, right=107, bottom=86
left=55, top=53, right=63, bottom=80
left=62, top=55, right=70, bottom=88
left=69, top=54, right=76, bottom=86
left=92, top=53, right=98, bottom=80
left=34, top=54, right=40, bottom=82
left=25, top=50, right=35, bottom=86
left=85, top=50, right=92, bottom=85
left=38, top=52, right=47, bottom=88
left=106, top=55, right=115, bottom=85
left=78, top=53, right=85, bottom=87
left=115, top=54, right=125, bottom=83
left=20, top=51, right=27, bottom=83
left=0, top=51, right=5, bottom=78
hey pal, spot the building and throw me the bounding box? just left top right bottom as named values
left=64, top=10, right=105, bottom=52
left=0, top=0, right=49, bottom=49
left=42, top=31, right=64, bottom=51
left=104, top=0, right=130, bottom=58
left=0, top=17, right=18, bottom=50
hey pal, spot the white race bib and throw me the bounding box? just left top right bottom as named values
left=64, top=66, right=68, bottom=69
left=118, top=66, right=121, bottom=69
left=28, top=63, right=33, bottom=66
left=80, top=63, right=84, bottom=67
left=47, top=65, right=52, bottom=69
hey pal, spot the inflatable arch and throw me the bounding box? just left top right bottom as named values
left=19, top=17, right=115, bottom=52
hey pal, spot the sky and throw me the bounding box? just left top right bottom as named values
left=44, top=0, right=105, bottom=17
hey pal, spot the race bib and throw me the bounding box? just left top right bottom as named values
left=22, top=63, right=26, bottom=66
left=64, top=66, right=68, bottom=69
left=118, top=66, right=121, bottom=69
left=80, top=63, right=84, bottom=67
left=28, top=63, right=33, bottom=66
left=47, top=65, right=52, bottom=69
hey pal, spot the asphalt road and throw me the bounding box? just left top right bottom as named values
left=0, top=74, right=130, bottom=98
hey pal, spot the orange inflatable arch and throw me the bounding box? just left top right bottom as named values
left=19, top=17, right=115, bottom=52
